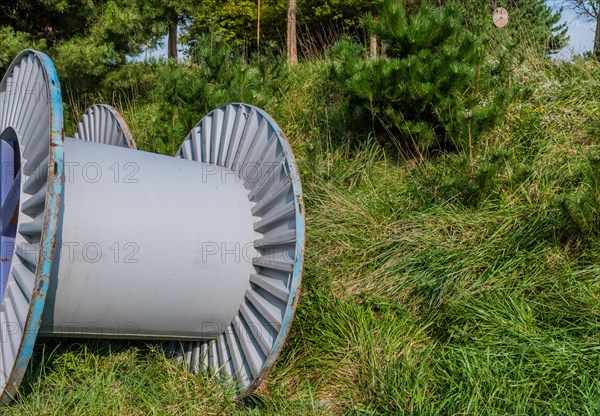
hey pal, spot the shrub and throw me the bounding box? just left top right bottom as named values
left=329, top=0, right=511, bottom=154
left=559, top=151, right=600, bottom=238
left=151, top=35, right=288, bottom=154
left=0, top=27, right=45, bottom=72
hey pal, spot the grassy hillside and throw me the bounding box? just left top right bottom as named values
left=5, top=55, right=600, bottom=414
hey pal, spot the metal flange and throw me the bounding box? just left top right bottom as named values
left=0, top=49, right=63, bottom=403
left=169, top=103, right=305, bottom=393
left=74, top=104, right=136, bottom=149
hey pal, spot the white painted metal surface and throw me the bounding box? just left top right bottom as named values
left=41, top=138, right=258, bottom=340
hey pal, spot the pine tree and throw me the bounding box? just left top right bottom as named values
left=0, top=0, right=180, bottom=87
left=330, top=0, right=510, bottom=154
left=461, top=0, right=568, bottom=55
left=560, top=151, right=600, bottom=236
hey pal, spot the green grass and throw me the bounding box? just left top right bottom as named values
left=7, top=56, right=600, bottom=414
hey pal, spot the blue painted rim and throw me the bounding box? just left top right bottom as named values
left=0, top=49, right=63, bottom=403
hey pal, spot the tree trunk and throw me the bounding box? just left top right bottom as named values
left=370, top=34, right=378, bottom=59
left=168, top=20, right=178, bottom=60
left=257, top=0, right=261, bottom=50
left=369, top=5, right=378, bottom=59
left=594, top=12, right=600, bottom=61
left=287, top=0, right=297, bottom=65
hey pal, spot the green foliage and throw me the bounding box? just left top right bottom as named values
left=101, top=61, right=158, bottom=96
left=510, top=0, right=568, bottom=53
left=150, top=35, right=288, bottom=154
left=291, top=55, right=600, bottom=413
left=298, top=0, right=373, bottom=32
left=330, top=0, right=511, bottom=152
left=0, top=0, right=189, bottom=94
left=246, top=41, right=290, bottom=103
left=52, top=38, right=117, bottom=92
left=143, top=0, right=197, bottom=44
left=3, top=340, right=239, bottom=415
left=559, top=151, right=600, bottom=237
left=0, top=0, right=163, bottom=56
left=183, top=0, right=373, bottom=53
left=0, top=27, right=44, bottom=72
left=184, top=0, right=285, bottom=50
left=461, top=0, right=568, bottom=55
left=408, top=150, right=534, bottom=208
left=0, top=0, right=99, bottom=47
left=92, top=0, right=165, bottom=57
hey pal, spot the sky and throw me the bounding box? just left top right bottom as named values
left=550, top=3, right=596, bottom=59
left=138, top=2, right=597, bottom=61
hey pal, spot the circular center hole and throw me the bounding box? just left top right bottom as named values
left=0, top=127, right=21, bottom=301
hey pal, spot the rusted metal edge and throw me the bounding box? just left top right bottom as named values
left=104, top=105, right=137, bottom=150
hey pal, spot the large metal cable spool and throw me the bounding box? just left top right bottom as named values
left=0, top=49, right=305, bottom=403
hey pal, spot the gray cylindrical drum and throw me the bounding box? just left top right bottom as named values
left=42, top=139, right=258, bottom=340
